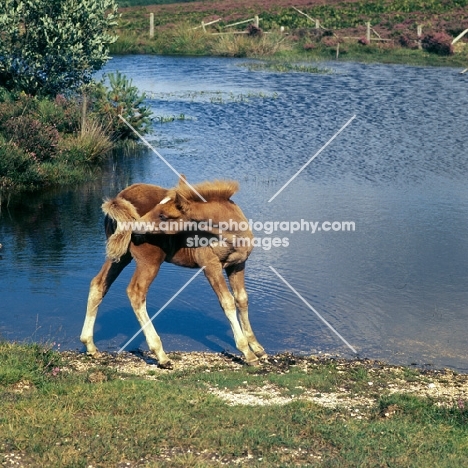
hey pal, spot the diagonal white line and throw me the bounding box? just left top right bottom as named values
left=269, top=266, right=358, bottom=354
left=118, top=266, right=206, bottom=353
left=118, top=114, right=207, bottom=202
left=268, top=114, right=356, bottom=203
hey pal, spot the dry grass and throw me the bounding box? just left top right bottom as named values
left=210, top=32, right=289, bottom=57
left=59, top=120, right=113, bottom=165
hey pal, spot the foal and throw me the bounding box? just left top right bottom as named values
left=80, top=178, right=266, bottom=368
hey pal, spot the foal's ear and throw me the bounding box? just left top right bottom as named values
left=174, top=190, right=190, bottom=213
left=178, top=174, right=188, bottom=186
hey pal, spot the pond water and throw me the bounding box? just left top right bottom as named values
left=1, top=55, right=468, bottom=371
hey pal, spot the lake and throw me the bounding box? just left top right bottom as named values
left=1, top=55, right=468, bottom=371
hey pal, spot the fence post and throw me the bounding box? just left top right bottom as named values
left=254, top=15, right=259, bottom=27
left=366, top=22, right=371, bottom=42
left=149, top=13, right=154, bottom=38
left=202, top=21, right=206, bottom=32
left=417, top=24, right=422, bottom=49
left=315, top=19, right=320, bottom=29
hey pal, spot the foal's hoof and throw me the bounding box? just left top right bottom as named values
left=85, top=348, right=99, bottom=357
left=245, top=357, right=261, bottom=366
left=255, top=350, right=269, bottom=361
left=158, top=360, right=173, bottom=370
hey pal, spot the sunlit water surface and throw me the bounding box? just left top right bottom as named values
left=1, top=56, right=468, bottom=370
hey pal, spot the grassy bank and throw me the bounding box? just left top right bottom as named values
left=1, top=342, right=468, bottom=467
left=110, top=0, right=468, bottom=67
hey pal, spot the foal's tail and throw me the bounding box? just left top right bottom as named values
left=102, top=197, right=140, bottom=262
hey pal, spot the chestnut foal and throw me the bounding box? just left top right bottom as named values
left=80, top=178, right=266, bottom=368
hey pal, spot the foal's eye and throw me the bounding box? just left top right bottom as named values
left=159, top=213, right=168, bottom=221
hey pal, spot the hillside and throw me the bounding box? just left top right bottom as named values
left=118, top=0, right=468, bottom=38
left=111, top=0, right=468, bottom=65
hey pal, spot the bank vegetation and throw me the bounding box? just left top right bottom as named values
left=113, top=0, right=468, bottom=66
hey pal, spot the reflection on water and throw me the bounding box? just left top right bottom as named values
left=1, top=56, right=468, bottom=370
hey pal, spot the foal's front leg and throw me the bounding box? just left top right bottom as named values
left=203, top=263, right=259, bottom=365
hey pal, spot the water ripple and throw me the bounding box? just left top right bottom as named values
left=1, top=56, right=468, bottom=370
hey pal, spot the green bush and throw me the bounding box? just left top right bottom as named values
left=91, top=71, right=152, bottom=140
left=2, top=116, right=60, bottom=162
left=0, top=87, right=13, bottom=102
left=0, top=137, right=43, bottom=191
left=36, top=96, right=81, bottom=134
left=422, top=32, right=454, bottom=55
left=0, top=0, right=118, bottom=96
left=158, top=23, right=212, bottom=55
left=0, top=94, right=35, bottom=127
left=210, top=32, right=288, bottom=57
left=0, top=66, right=153, bottom=195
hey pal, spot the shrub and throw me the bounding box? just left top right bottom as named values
left=247, top=24, right=263, bottom=37
left=294, top=28, right=322, bottom=40
left=0, top=94, right=36, bottom=127
left=398, top=34, right=413, bottom=48
left=90, top=71, right=152, bottom=140
left=211, top=34, right=249, bottom=57
left=0, top=0, right=118, bottom=96
left=421, top=32, right=454, bottom=55
left=321, top=37, right=338, bottom=48
left=36, top=97, right=81, bottom=134
left=0, top=138, right=42, bottom=191
left=0, top=87, right=13, bottom=102
left=155, top=23, right=211, bottom=55
left=0, top=72, right=151, bottom=195
left=2, top=116, right=60, bottom=162
left=39, top=161, right=91, bottom=186
left=358, top=36, right=370, bottom=46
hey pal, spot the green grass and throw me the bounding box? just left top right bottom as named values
left=146, top=90, right=279, bottom=103
left=1, top=343, right=468, bottom=467
left=240, top=61, right=332, bottom=73
left=110, top=29, right=468, bottom=67
left=154, top=113, right=193, bottom=123
left=0, top=342, right=62, bottom=387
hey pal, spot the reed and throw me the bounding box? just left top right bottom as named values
left=241, top=61, right=332, bottom=73
left=59, top=120, right=113, bottom=165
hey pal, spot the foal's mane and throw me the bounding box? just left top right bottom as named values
left=174, top=180, right=239, bottom=202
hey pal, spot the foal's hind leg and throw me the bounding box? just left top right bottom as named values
left=80, top=252, right=132, bottom=355
left=126, top=246, right=171, bottom=368
left=204, top=264, right=259, bottom=365
left=226, top=263, right=267, bottom=360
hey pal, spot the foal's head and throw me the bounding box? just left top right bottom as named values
left=137, top=180, right=240, bottom=234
